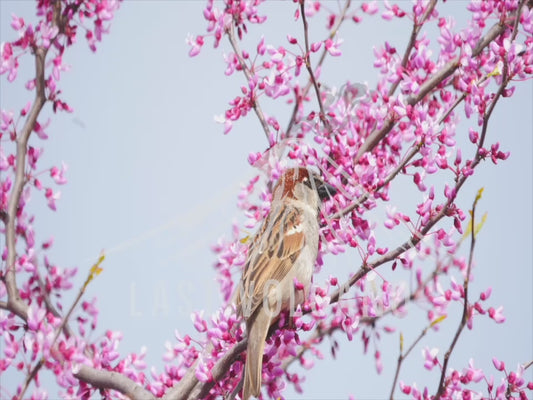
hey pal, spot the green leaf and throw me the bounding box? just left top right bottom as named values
left=430, top=315, right=447, bottom=327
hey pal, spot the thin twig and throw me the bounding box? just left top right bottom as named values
left=16, top=359, right=44, bottom=400
left=331, top=142, right=421, bottom=219
left=434, top=192, right=480, bottom=399
left=226, top=24, right=271, bottom=141
left=286, top=0, right=351, bottom=136
left=17, top=255, right=104, bottom=400
left=388, top=0, right=438, bottom=98
left=280, top=252, right=449, bottom=380
left=299, top=0, right=330, bottom=131
left=389, top=319, right=440, bottom=400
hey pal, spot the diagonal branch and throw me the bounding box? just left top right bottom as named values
left=74, top=365, right=156, bottom=400
left=330, top=141, right=421, bottom=219
left=162, top=340, right=247, bottom=400
left=226, top=23, right=271, bottom=142
left=354, top=11, right=518, bottom=162
left=387, top=0, right=438, bottom=98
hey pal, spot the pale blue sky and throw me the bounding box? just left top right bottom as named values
left=1, top=1, right=531, bottom=399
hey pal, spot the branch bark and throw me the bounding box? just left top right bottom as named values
left=74, top=365, right=156, bottom=400
left=4, top=45, right=48, bottom=322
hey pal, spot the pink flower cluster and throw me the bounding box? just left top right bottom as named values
left=183, top=0, right=533, bottom=398
left=0, top=2, right=141, bottom=399
left=1, top=0, right=532, bottom=399
left=401, top=357, right=532, bottom=399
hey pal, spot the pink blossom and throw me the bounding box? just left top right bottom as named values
left=0, top=42, right=19, bottom=82
left=27, top=305, right=46, bottom=331
left=10, top=13, right=25, bottom=31
left=38, top=20, right=58, bottom=48
left=488, top=306, right=506, bottom=323
left=479, top=287, right=492, bottom=301
left=325, top=37, right=343, bottom=57
left=50, top=162, right=68, bottom=185
left=45, top=187, right=61, bottom=211
left=310, top=41, right=322, bottom=52
left=28, top=146, right=43, bottom=169
left=33, top=119, right=50, bottom=140
left=192, top=311, right=208, bottom=332
left=195, top=355, right=212, bottom=382
left=1, top=109, right=14, bottom=132
left=361, top=1, right=379, bottom=15
left=463, top=359, right=484, bottom=383
left=492, top=357, right=505, bottom=371
left=422, top=347, right=439, bottom=370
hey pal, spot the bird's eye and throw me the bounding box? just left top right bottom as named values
left=302, top=177, right=314, bottom=189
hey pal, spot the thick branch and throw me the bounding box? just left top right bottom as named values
left=74, top=365, right=156, bottom=400
left=162, top=340, right=247, bottom=400
left=4, top=46, right=48, bottom=321
left=187, top=340, right=248, bottom=400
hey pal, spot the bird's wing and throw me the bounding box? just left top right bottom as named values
left=237, top=203, right=305, bottom=318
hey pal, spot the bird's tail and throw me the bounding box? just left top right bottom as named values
left=242, top=310, right=271, bottom=400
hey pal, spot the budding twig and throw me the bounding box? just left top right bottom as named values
left=388, top=0, right=438, bottom=98
left=286, top=0, right=352, bottom=136
left=434, top=189, right=483, bottom=399
left=226, top=23, right=271, bottom=142
left=299, top=0, right=330, bottom=131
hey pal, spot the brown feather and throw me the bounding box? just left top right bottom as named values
left=236, top=167, right=324, bottom=400
left=236, top=205, right=305, bottom=319
left=242, top=310, right=271, bottom=399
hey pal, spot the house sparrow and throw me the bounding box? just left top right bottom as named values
left=236, top=167, right=336, bottom=400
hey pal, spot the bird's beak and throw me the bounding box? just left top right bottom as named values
left=317, top=181, right=337, bottom=200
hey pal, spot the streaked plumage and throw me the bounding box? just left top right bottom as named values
left=236, top=167, right=336, bottom=400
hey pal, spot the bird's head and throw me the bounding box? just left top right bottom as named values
left=272, top=167, right=337, bottom=207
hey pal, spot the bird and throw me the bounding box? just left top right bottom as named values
left=235, top=167, right=336, bottom=400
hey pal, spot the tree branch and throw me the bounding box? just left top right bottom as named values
left=74, top=365, right=156, bottom=400
left=387, top=0, right=438, bottom=98
left=354, top=11, right=518, bottom=162
left=434, top=191, right=480, bottom=399
left=286, top=0, right=352, bottom=136
left=299, top=0, right=330, bottom=131
left=4, top=45, right=49, bottom=322
left=330, top=141, right=421, bottom=220
left=226, top=23, right=271, bottom=142
left=188, top=340, right=248, bottom=400
left=389, top=322, right=435, bottom=400
left=162, top=340, right=247, bottom=400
